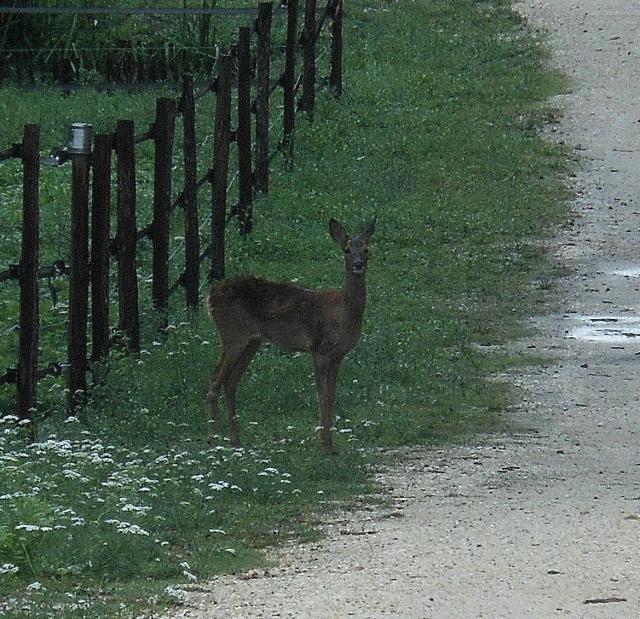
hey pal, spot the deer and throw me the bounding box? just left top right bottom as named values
left=206, top=218, right=377, bottom=454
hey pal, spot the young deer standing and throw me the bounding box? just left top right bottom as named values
left=206, top=218, right=376, bottom=453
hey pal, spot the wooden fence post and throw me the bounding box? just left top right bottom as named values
left=210, top=54, right=233, bottom=282
left=330, top=0, right=343, bottom=98
left=152, top=97, right=176, bottom=311
left=68, top=135, right=92, bottom=415
left=115, top=119, right=140, bottom=353
left=17, top=124, right=39, bottom=433
left=283, top=0, right=299, bottom=167
left=91, top=133, right=112, bottom=362
left=254, top=1, right=272, bottom=195
left=237, top=26, right=253, bottom=235
left=182, top=74, right=200, bottom=308
left=300, top=0, right=317, bottom=118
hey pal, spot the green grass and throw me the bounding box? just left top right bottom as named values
left=0, top=1, right=569, bottom=616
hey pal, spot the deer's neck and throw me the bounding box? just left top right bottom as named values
left=343, top=272, right=367, bottom=327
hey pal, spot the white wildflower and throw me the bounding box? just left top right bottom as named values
left=121, top=504, right=151, bottom=514
left=62, top=469, right=83, bottom=479
left=105, top=520, right=150, bottom=536
left=208, top=481, right=230, bottom=491
left=164, top=586, right=186, bottom=604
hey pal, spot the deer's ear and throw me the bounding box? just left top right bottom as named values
left=360, top=217, right=377, bottom=242
left=329, top=218, right=349, bottom=249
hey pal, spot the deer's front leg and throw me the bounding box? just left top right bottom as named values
left=313, top=353, right=341, bottom=454
left=208, top=343, right=251, bottom=446
left=223, top=339, right=261, bottom=448
left=207, top=356, right=225, bottom=443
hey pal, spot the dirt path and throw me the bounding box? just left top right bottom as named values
left=167, top=2, right=640, bottom=616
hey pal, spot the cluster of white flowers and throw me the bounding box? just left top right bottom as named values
left=0, top=407, right=305, bottom=604
left=0, top=563, right=19, bottom=576
left=26, top=581, right=44, bottom=591
left=104, top=519, right=150, bottom=536
left=120, top=503, right=152, bottom=515
left=15, top=524, right=53, bottom=533
left=164, top=585, right=187, bottom=604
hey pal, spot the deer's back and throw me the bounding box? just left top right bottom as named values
left=207, top=276, right=330, bottom=352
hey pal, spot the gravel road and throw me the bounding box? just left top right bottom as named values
left=166, top=1, right=640, bottom=616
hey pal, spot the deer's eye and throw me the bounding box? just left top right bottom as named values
left=344, top=247, right=351, bottom=254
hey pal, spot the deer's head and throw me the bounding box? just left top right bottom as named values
left=329, top=218, right=377, bottom=276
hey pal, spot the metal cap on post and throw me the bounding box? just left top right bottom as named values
left=67, top=122, right=93, bottom=156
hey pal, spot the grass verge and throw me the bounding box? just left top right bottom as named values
left=0, top=1, right=568, bottom=616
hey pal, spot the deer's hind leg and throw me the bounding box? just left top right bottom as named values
left=223, top=338, right=261, bottom=447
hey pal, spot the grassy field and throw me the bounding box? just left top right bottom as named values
left=0, top=1, right=568, bottom=616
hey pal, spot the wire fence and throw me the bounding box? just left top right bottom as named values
left=0, top=0, right=344, bottom=428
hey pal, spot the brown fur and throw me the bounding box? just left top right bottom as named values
left=206, top=218, right=376, bottom=453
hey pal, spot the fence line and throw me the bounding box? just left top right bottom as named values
left=0, top=0, right=343, bottom=425
left=0, top=6, right=286, bottom=17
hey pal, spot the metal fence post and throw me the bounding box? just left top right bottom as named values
left=255, top=1, right=273, bottom=195
left=116, top=119, right=141, bottom=353
left=330, top=0, right=343, bottom=98
left=182, top=74, right=200, bottom=308
left=237, top=26, right=254, bottom=234
left=283, top=0, right=299, bottom=167
left=300, top=0, right=317, bottom=118
left=67, top=123, right=92, bottom=415
left=210, top=55, right=234, bottom=281
left=17, top=124, right=40, bottom=434
left=91, top=133, right=112, bottom=362
left=152, top=97, right=176, bottom=311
